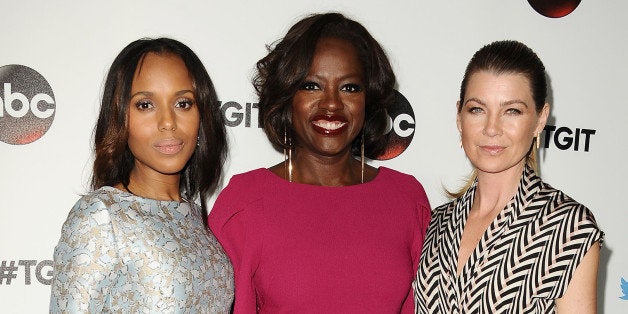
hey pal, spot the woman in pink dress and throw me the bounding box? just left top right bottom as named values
left=209, top=12, right=431, bottom=313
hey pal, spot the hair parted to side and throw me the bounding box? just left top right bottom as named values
left=92, top=37, right=227, bottom=223
left=253, top=12, right=396, bottom=158
left=449, top=40, right=547, bottom=198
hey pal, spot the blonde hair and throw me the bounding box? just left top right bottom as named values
left=446, top=142, right=540, bottom=199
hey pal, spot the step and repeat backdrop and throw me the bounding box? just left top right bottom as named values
left=1, top=0, right=626, bottom=312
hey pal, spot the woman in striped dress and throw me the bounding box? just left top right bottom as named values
left=414, top=40, right=603, bottom=314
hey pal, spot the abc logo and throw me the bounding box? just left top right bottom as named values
left=528, top=0, right=581, bottom=18
left=373, top=90, right=415, bottom=160
left=0, top=65, right=55, bottom=145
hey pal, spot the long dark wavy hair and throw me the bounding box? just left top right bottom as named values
left=92, top=37, right=227, bottom=224
left=253, top=12, right=396, bottom=158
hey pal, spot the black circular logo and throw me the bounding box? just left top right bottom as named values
left=528, top=0, right=581, bottom=18
left=0, top=65, right=55, bottom=145
left=373, top=90, right=415, bottom=160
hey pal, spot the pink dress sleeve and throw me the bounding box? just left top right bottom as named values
left=401, top=175, right=432, bottom=313
left=208, top=175, right=262, bottom=313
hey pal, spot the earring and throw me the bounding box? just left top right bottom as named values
left=536, top=133, right=540, bottom=150
left=360, top=132, right=365, bottom=184
left=288, top=140, right=293, bottom=183
left=283, top=129, right=293, bottom=182
left=458, top=132, right=463, bottom=148
left=196, top=135, right=200, bottom=147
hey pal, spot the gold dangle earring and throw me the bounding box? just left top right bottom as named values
left=361, top=131, right=365, bottom=184
left=288, top=136, right=293, bottom=182
left=459, top=132, right=463, bottom=148
left=536, top=133, right=540, bottom=150
left=283, top=128, right=293, bottom=182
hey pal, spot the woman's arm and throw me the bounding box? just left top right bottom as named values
left=209, top=188, right=260, bottom=314
left=50, top=198, right=117, bottom=313
left=555, top=243, right=601, bottom=314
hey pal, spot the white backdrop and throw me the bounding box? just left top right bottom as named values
left=1, top=1, right=626, bottom=312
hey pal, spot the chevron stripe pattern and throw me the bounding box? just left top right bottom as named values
left=413, top=167, right=603, bottom=313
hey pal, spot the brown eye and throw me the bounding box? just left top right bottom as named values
left=175, top=98, right=194, bottom=110
left=341, top=84, right=363, bottom=93
left=135, top=100, right=153, bottom=111
left=300, top=81, right=320, bottom=91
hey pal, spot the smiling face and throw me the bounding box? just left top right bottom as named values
left=457, top=71, right=549, bottom=176
left=291, top=37, right=366, bottom=158
left=127, top=52, right=200, bottom=179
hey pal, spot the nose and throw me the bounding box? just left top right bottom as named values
left=158, top=107, right=177, bottom=131
left=482, top=113, right=501, bottom=137
left=318, top=88, right=344, bottom=112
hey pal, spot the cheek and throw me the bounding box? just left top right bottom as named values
left=127, top=109, right=146, bottom=135
left=459, top=117, right=482, bottom=136
left=184, top=113, right=201, bottom=133
left=127, top=118, right=148, bottom=145
left=507, top=120, right=536, bottom=142
left=125, top=128, right=147, bottom=161
left=513, top=131, right=535, bottom=149
left=291, top=101, right=313, bottom=125
left=292, top=92, right=313, bottom=111
left=126, top=127, right=149, bottom=156
left=349, top=97, right=366, bottom=124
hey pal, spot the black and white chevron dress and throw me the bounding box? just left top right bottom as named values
left=413, top=166, right=603, bottom=313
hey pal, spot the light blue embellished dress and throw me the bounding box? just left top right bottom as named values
left=50, top=186, right=234, bottom=313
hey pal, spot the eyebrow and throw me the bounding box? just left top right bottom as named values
left=464, top=97, right=529, bottom=108
left=307, top=72, right=364, bottom=82
left=130, top=89, right=194, bottom=98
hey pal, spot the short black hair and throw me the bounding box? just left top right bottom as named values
left=253, top=12, right=396, bottom=158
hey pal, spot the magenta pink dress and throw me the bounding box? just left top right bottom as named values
left=209, top=167, right=431, bottom=313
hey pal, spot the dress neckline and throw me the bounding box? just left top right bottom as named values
left=100, top=186, right=189, bottom=205
left=258, top=166, right=388, bottom=189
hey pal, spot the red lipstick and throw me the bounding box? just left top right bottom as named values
left=310, top=114, right=348, bottom=136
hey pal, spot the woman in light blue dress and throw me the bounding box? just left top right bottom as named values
left=50, top=38, right=234, bottom=313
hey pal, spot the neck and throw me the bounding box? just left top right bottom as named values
left=290, top=149, right=363, bottom=186
left=123, top=166, right=182, bottom=201
left=473, top=163, right=525, bottom=216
